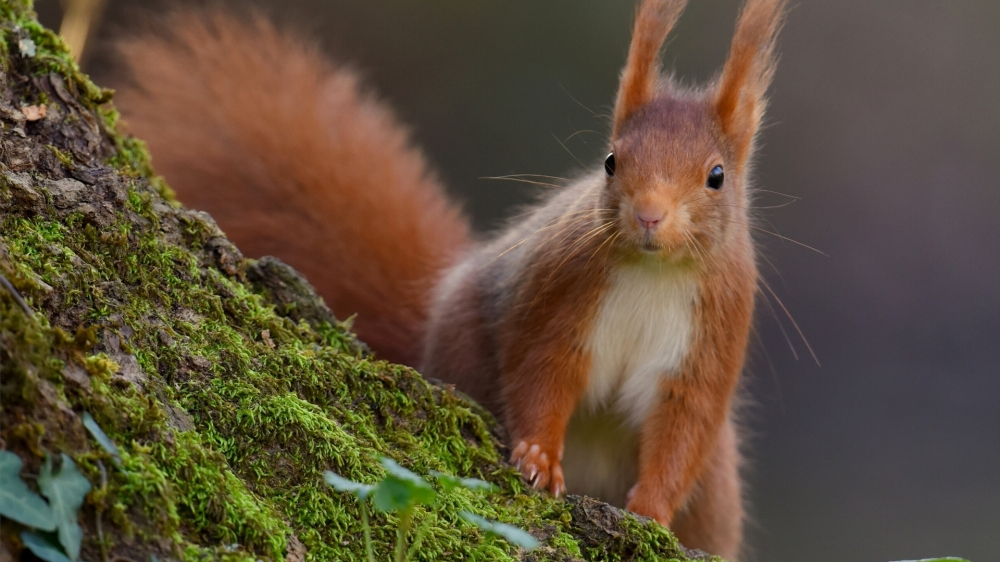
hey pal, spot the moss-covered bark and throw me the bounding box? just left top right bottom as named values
left=0, top=3, right=719, bottom=561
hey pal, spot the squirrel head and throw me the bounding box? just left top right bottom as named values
left=604, top=0, right=785, bottom=264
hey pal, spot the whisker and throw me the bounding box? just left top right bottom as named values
left=756, top=250, right=785, bottom=284
left=749, top=326, right=786, bottom=414
left=695, top=235, right=715, bottom=267
left=754, top=189, right=800, bottom=200
left=566, top=222, right=616, bottom=257
left=490, top=210, right=614, bottom=261
left=491, top=227, right=552, bottom=261
left=758, top=276, right=820, bottom=366
left=749, top=226, right=828, bottom=256
left=702, top=216, right=828, bottom=257
left=755, top=215, right=783, bottom=236
left=681, top=193, right=714, bottom=207
left=682, top=231, right=706, bottom=264
left=503, top=204, right=613, bottom=223
left=585, top=221, right=622, bottom=269
left=552, top=132, right=586, bottom=168
left=683, top=231, right=699, bottom=261
left=757, top=282, right=799, bottom=361
left=558, top=81, right=604, bottom=120
left=540, top=222, right=615, bottom=288
left=482, top=173, right=573, bottom=182
left=684, top=200, right=793, bottom=213
left=565, top=129, right=600, bottom=142
left=480, top=177, right=565, bottom=190
left=751, top=200, right=798, bottom=210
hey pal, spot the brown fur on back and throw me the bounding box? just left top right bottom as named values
left=112, top=11, right=470, bottom=366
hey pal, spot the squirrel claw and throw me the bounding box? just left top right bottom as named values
left=551, top=476, right=565, bottom=498
left=510, top=439, right=564, bottom=496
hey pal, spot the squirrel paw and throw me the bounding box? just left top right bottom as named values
left=625, top=484, right=672, bottom=526
left=510, top=440, right=565, bottom=497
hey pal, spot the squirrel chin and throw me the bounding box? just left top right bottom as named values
left=622, top=244, right=701, bottom=268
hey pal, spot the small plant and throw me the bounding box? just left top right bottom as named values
left=81, top=412, right=122, bottom=467
left=0, top=412, right=121, bottom=562
left=0, top=450, right=91, bottom=562
left=325, top=458, right=538, bottom=562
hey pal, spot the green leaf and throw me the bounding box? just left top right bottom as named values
left=20, top=531, right=73, bottom=562
left=371, top=458, right=436, bottom=513
left=82, top=412, right=122, bottom=467
left=429, top=470, right=495, bottom=493
left=324, top=471, right=374, bottom=500
left=38, top=454, right=91, bottom=561
left=379, top=458, right=427, bottom=486
left=0, top=451, right=56, bottom=530
left=371, top=478, right=407, bottom=513
left=459, top=511, right=539, bottom=551
left=372, top=477, right=432, bottom=513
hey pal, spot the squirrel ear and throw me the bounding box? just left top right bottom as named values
left=612, top=0, right=688, bottom=138
left=714, top=0, right=786, bottom=168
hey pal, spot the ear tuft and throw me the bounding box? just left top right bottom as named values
left=612, top=0, right=689, bottom=138
left=715, top=0, right=787, bottom=167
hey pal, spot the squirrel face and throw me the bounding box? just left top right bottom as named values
left=605, top=95, right=742, bottom=264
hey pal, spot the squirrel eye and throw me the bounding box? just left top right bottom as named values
left=706, top=165, right=724, bottom=190
left=604, top=152, right=616, bottom=177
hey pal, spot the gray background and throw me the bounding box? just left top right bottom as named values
left=36, top=1, right=1000, bottom=561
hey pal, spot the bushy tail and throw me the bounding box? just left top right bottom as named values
left=112, top=10, right=470, bottom=366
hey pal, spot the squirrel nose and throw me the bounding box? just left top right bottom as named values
left=635, top=210, right=664, bottom=231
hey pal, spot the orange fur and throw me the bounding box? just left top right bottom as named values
left=430, top=1, right=782, bottom=557
left=624, top=247, right=755, bottom=557
left=715, top=0, right=787, bottom=169
left=112, top=11, right=470, bottom=366
left=671, top=417, right=745, bottom=558
left=497, top=218, right=611, bottom=496
left=114, top=1, right=786, bottom=557
left=613, top=0, right=687, bottom=137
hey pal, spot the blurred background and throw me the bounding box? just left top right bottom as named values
left=34, top=1, right=999, bottom=560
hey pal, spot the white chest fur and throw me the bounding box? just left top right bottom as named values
left=583, top=263, right=699, bottom=427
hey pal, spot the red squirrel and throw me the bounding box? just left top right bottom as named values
left=113, top=0, right=785, bottom=557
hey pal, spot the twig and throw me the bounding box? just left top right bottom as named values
left=394, top=510, right=413, bottom=562
left=361, top=500, right=375, bottom=562
left=0, top=272, right=32, bottom=316
left=58, top=0, right=108, bottom=62
left=97, top=459, right=108, bottom=562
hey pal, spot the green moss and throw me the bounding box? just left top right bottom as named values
left=46, top=144, right=74, bottom=168
left=0, top=1, right=707, bottom=560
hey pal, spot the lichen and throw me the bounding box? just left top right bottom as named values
left=0, top=2, right=708, bottom=561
